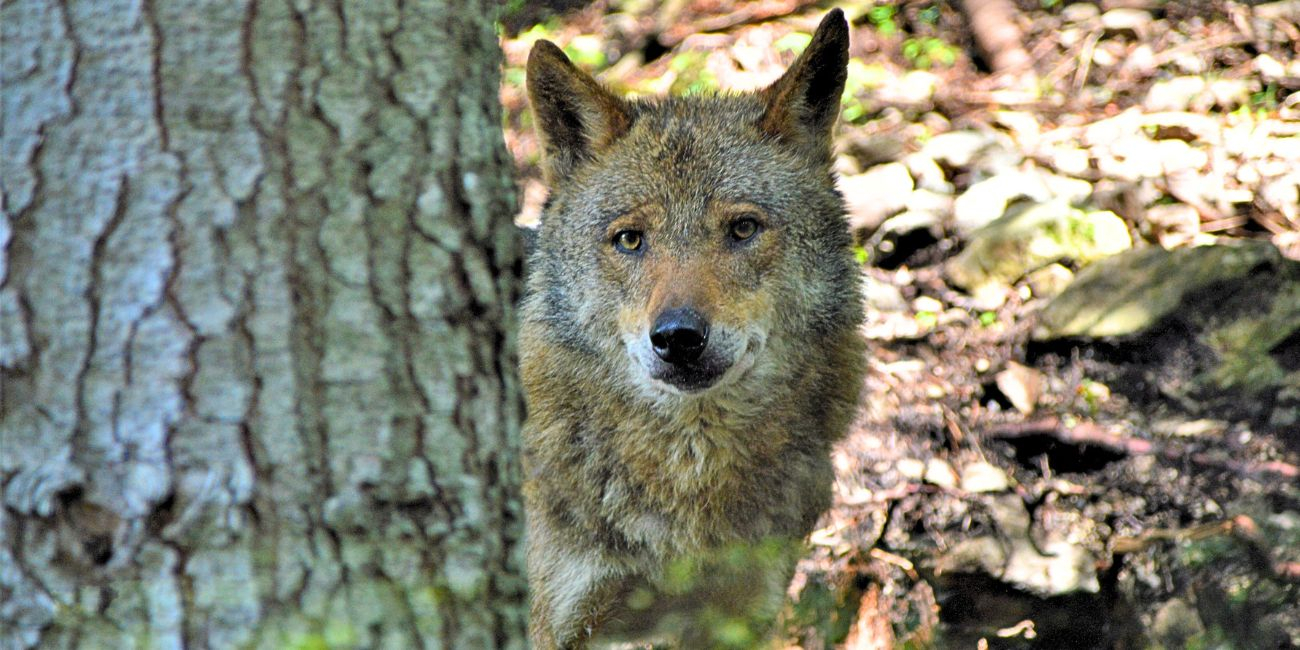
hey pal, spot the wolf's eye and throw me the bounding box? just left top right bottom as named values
left=613, top=230, right=643, bottom=253
left=729, top=217, right=760, bottom=242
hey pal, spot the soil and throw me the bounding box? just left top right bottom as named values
left=499, top=1, right=1300, bottom=646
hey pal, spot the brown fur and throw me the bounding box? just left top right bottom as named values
left=521, top=10, right=865, bottom=648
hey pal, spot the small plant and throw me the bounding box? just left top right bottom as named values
left=841, top=60, right=888, bottom=123
left=775, top=31, right=813, bottom=54
left=867, top=4, right=899, bottom=37
left=564, top=34, right=606, bottom=69
left=853, top=245, right=871, bottom=266
left=902, top=37, right=957, bottom=69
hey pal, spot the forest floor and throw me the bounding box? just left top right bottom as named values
left=498, top=1, right=1300, bottom=647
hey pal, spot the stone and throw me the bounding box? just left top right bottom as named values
left=1144, top=76, right=1207, bottom=112
left=1144, top=203, right=1200, bottom=248
left=841, top=162, right=915, bottom=231
left=903, top=153, right=952, bottom=193
left=1035, top=241, right=1285, bottom=339
left=995, top=361, right=1043, bottom=415
left=960, top=461, right=1010, bottom=493
left=912, top=295, right=943, bottom=314
left=1150, top=599, right=1205, bottom=648
left=1100, top=8, right=1153, bottom=39
left=897, top=458, right=926, bottom=481
left=923, top=459, right=959, bottom=489
left=922, top=130, right=1005, bottom=169
left=863, top=280, right=908, bottom=312
left=1034, top=241, right=1300, bottom=420
left=946, top=200, right=1131, bottom=292
left=1026, top=263, right=1074, bottom=299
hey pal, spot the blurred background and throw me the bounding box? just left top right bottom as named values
left=498, top=2, right=1300, bottom=648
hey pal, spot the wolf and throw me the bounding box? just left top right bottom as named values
left=520, top=10, right=866, bottom=648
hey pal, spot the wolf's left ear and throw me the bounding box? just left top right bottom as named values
left=527, top=40, right=632, bottom=183
left=760, top=9, right=850, bottom=162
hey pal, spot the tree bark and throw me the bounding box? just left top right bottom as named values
left=0, top=0, right=527, bottom=647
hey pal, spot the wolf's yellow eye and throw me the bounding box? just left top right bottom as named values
left=729, top=217, right=760, bottom=241
left=613, top=230, right=643, bottom=253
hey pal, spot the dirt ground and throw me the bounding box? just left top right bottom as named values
left=499, top=1, right=1300, bottom=646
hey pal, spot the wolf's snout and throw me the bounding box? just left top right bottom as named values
left=649, top=307, right=709, bottom=365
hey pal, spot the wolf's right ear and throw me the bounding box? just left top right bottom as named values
left=759, top=9, right=850, bottom=163
left=527, top=41, right=631, bottom=183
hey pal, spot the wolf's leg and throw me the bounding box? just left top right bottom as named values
left=675, top=539, right=803, bottom=648
left=528, top=517, right=624, bottom=649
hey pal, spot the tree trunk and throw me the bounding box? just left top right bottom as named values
left=0, top=0, right=527, bottom=647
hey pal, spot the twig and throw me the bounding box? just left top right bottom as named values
left=1114, top=515, right=1300, bottom=584
left=986, top=417, right=1300, bottom=480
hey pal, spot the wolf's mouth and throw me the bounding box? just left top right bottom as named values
left=651, top=355, right=730, bottom=392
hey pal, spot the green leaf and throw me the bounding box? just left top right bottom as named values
left=775, top=31, right=813, bottom=54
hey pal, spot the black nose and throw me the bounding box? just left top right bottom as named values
left=650, top=308, right=709, bottom=365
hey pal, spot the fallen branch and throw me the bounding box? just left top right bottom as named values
left=986, top=417, right=1300, bottom=480
left=1113, top=515, right=1300, bottom=584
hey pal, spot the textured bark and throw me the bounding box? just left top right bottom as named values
left=0, top=0, right=527, bottom=647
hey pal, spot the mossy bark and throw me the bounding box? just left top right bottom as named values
left=1, top=0, right=526, bottom=646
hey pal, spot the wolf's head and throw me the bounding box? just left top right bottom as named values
left=523, top=10, right=860, bottom=398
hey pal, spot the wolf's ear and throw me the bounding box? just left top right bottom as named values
left=527, top=40, right=632, bottom=183
left=759, top=9, right=849, bottom=162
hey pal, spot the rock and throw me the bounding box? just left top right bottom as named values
left=912, top=295, right=943, bottom=314
left=1255, top=53, right=1288, bottom=80
left=951, top=169, right=1093, bottom=236
left=1040, top=172, right=1095, bottom=205
left=969, top=282, right=1011, bottom=311
left=863, top=279, right=908, bottom=312
left=946, top=200, right=1131, bottom=292
left=952, top=173, right=1035, bottom=235
left=921, top=130, right=1008, bottom=170
left=1086, top=210, right=1132, bottom=257
left=905, top=188, right=953, bottom=214
left=1101, top=8, right=1152, bottom=38
left=897, top=458, right=926, bottom=481
left=889, top=70, right=939, bottom=105
left=868, top=207, right=944, bottom=269
left=1034, top=241, right=1300, bottom=423
left=1122, top=43, right=1157, bottom=75
left=1144, top=203, right=1200, bottom=248
left=934, top=494, right=1099, bottom=597
left=841, top=162, right=914, bottom=232
left=1002, top=537, right=1100, bottom=596
left=923, top=459, right=959, bottom=489
left=995, top=361, right=1043, bottom=415
left=960, top=461, right=1010, bottom=493
left=1143, top=111, right=1222, bottom=144
left=1144, top=76, right=1207, bottom=112
left=1062, top=2, right=1100, bottom=23
left=1150, top=599, right=1205, bottom=648
left=1259, top=174, right=1300, bottom=221
left=1207, top=78, right=1253, bottom=110
left=1035, top=241, right=1285, bottom=338
left=1044, top=146, right=1091, bottom=176
left=902, top=153, right=952, bottom=193
left=993, top=111, right=1040, bottom=148
left=1026, top=263, right=1074, bottom=299
left=1091, top=42, right=1119, bottom=67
